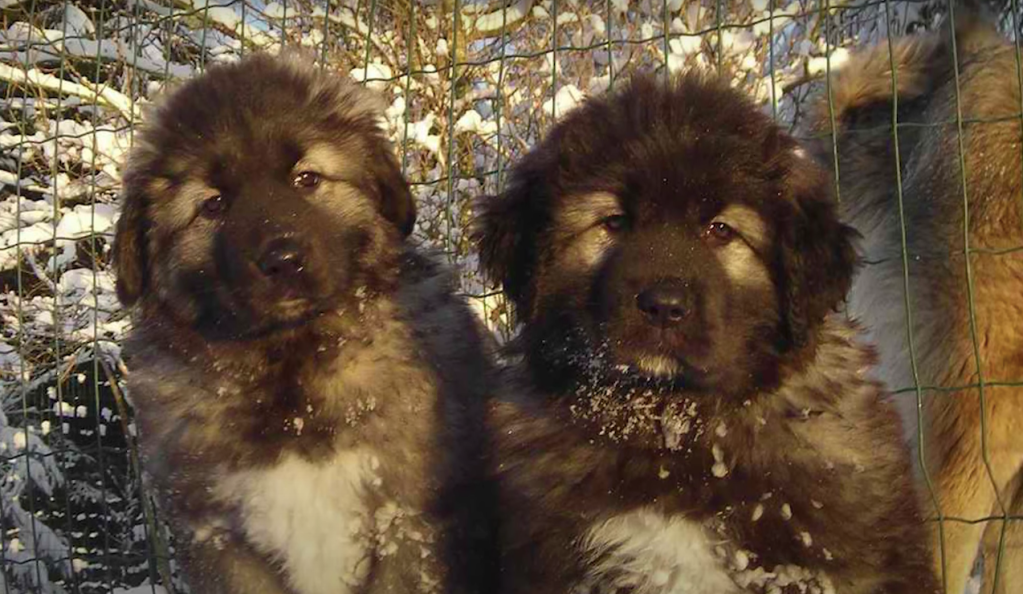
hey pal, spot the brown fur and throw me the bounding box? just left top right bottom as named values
left=807, top=13, right=1023, bottom=594
left=476, top=73, right=937, bottom=594
left=114, top=53, right=497, bottom=593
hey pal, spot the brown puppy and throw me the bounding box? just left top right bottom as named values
left=113, top=53, right=497, bottom=594
left=475, top=72, right=937, bottom=594
left=808, top=14, right=1023, bottom=594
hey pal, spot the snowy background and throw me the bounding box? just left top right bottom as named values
left=0, top=0, right=1010, bottom=591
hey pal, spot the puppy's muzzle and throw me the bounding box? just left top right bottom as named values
left=257, top=237, right=306, bottom=279
left=636, top=279, right=692, bottom=328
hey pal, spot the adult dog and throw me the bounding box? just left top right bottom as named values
left=113, top=54, right=496, bottom=594
left=475, top=73, right=937, bottom=594
left=808, top=14, right=1023, bottom=594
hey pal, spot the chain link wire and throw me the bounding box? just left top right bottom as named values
left=0, top=1, right=1020, bottom=592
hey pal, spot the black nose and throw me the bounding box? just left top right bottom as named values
left=257, top=238, right=305, bottom=278
left=637, top=282, right=691, bottom=327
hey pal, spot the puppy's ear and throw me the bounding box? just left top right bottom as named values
left=471, top=180, right=544, bottom=315
left=777, top=154, right=860, bottom=347
left=371, top=142, right=416, bottom=237
left=113, top=184, right=149, bottom=306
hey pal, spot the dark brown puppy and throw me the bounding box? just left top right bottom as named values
left=475, top=73, right=937, bottom=594
left=114, top=53, right=496, bottom=594
left=807, top=14, right=1023, bottom=594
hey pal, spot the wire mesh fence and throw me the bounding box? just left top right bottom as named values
left=0, top=0, right=1019, bottom=592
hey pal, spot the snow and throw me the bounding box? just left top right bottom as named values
left=454, top=109, right=498, bottom=136
left=556, top=12, right=579, bottom=26
left=56, top=4, right=96, bottom=37
left=543, top=84, right=585, bottom=118
left=349, top=60, right=393, bottom=90
left=407, top=115, right=441, bottom=155
left=112, top=587, right=167, bottom=594
left=196, top=0, right=242, bottom=30
left=807, top=47, right=851, bottom=76
left=0, top=64, right=140, bottom=117
left=732, top=563, right=836, bottom=594
left=53, top=203, right=117, bottom=266
left=264, top=2, right=286, bottom=19
left=0, top=25, right=194, bottom=78
left=671, top=36, right=703, bottom=56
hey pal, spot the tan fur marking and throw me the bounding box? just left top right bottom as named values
left=711, top=206, right=770, bottom=288
left=634, top=355, right=682, bottom=378
left=296, top=140, right=369, bottom=180
left=550, top=192, right=622, bottom=270
left=715, top=205, right=769, bottom=253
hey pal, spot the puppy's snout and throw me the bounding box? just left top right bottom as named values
left=637, top=280, right=692, bottom=327
left=257, top=237, right=306, bottom=278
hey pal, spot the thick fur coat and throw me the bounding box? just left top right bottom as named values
left=114, top=54, right=496, bottom=594
left=476, top=73, right=938, bottom=594
left=807, top=13, right=1023, bottom=594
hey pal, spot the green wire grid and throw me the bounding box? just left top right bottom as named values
left=0, top=1, right=1020, bottom=592
left=945, top=1, right=1008, bottom=590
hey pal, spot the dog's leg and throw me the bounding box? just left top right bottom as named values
left=927, top=413, right=993, bottom=594
left=930, top=476, right=988, bottom=594
left=927, top=395, right=1020, bottom=594
left=184, top=538, right=293, bottom=594
left=981, top=475, right=1023, bottom=594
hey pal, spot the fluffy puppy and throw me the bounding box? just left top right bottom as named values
left=807, top=14, right=1023, bottom=594
left=113, top=54, right=496, bottom=594
left=475, top=73, right=938, bottom=594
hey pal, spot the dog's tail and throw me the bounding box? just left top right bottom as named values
left=817, top=35, right=939, bottom=134
left=807, top=9, right=1007, bottom=223
left=811, top=8, right=1003, bottom=140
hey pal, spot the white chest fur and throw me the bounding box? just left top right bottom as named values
left=580, top=509, right=740, bottom=594
left=213, top=449, right=380, bottom=594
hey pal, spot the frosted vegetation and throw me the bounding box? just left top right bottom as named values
left=0, top=0, right=1001, bottom=591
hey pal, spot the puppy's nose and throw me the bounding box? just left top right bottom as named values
left=257, top=238, right=305, bottom=278
left=637, top=282, right=691, bottom=327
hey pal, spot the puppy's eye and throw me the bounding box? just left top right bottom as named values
left=600, top=214, right=629, bottom=233
left=201, top=195, right=225, bottom=217
left=293, top=171, right=321, bottom=189
left=703, top=221, right=736, bottom=245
